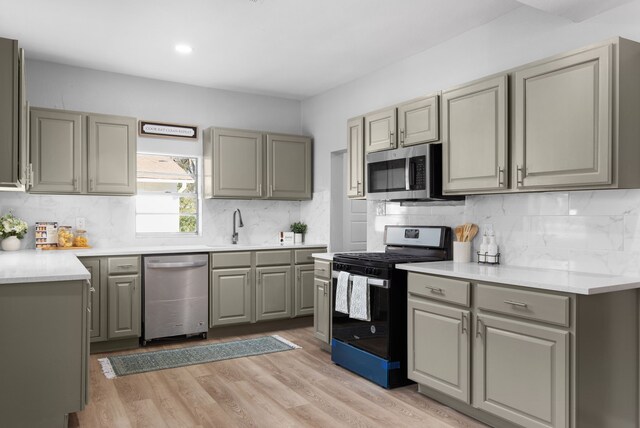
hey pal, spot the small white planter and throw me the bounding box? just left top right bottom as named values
left=1, top=236, right=21, bottom=251
left=294, top=233, right=304, bottom=244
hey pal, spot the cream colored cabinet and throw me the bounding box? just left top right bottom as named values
left=210, top=267, right=252, bottom=327
left=408, top=297, right=470, bottom=403
left=266, top=133, right=312, bottom=200
left=398, top=95, right=439, bottom=147
left=514, top=44, right=612, bottom=189
left=0, top=39, right=28, bottom=190
left=473, top=314, right=569, bottom=428
left=442, top=75, right=508, bottom=194
left=294, top=264, right=315, bottom=316
left=204, top=127, right=312, bottom=200
left=347, top=116, right=365, bottom=198
left=365, top=107, right=397, bottom=153
left=29, top=107, right=137, bottom=195
left=256, top=265, right=292, bottom=321
left=204, top=127, right=263, bottom=198
left=29, top=109, right=83, bottom=193
left=87, top=114, right=136, bottom=194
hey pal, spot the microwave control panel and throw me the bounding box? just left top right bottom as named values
left=409, top=156, right=426, bottom=190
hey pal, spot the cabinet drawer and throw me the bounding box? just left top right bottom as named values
left=256, top=250, right=291, bottom=266
left=211, top=252, right=251, bottom=269
left=476, top=283, right=570, bottom=327
left=408, top=273, right=470, bottom=307
left=314, top=260, right=331, bottom=280
left=107, top=257, right=139, bottom=274
left=295, top=248, right=324, bottom=264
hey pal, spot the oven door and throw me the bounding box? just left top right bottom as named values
left=332, top=273, right=391, bottom=359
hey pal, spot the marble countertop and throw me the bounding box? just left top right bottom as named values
left=397, top=261, right=640, bottom=295
left=72, top=243, right=327, bottom=257
left=0, top=250, right=90, bottom=285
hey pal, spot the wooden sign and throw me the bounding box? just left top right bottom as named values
left=139, top=121, right=198, bottom=140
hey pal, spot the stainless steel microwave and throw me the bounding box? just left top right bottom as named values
left=366, top=143, right=456, bottom=201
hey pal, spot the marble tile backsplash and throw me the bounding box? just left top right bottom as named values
left=0, top=192, right=301, bottom=249
left=367, top=189, right=640, bottom=277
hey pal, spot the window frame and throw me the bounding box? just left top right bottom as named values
left=135, top=152, right=202, bottom=237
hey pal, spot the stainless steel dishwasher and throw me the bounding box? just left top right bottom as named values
left=143, top=254, right=208, bottom=344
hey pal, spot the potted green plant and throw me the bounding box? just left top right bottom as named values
left=290, top=222, right=308, bottom=244
left=0, top=213, right=28, bottom=251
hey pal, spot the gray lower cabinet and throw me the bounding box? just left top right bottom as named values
left=473, top=314, right=568, bottom=428
left=87, top=114, right=136, bottom=194
left=210, top=267, right=252, bottom=327
left=107, top=274, right=140, bottom=339
left=30, top=108, right=83, bottom=193
left=266, top=133, right=312, bottom=200
left=313, top=278, right=330, bottom=344
left=365, top=107, right=397, bottom=153
left=398, top=95, right=439, bottom=147
left=442, top=74, right=509, bottom=194
left=29, top=107, right=137, bottom=195
left=256, top=265, right=292, bottom=321
left=294, top=264, right=315, bottom=316
left=407, top=297, right=470, bottom=403
left=0, top=279, right=89, bottom=427
left=347, top=116, right=365, bottom=198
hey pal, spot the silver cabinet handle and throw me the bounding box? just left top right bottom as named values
left=269, top=184, right=273, bottom=197
left=389, top=131, right=394, bottom=145
left=259, top=183, right=263, bottom=197
left=118, top=264, right=134, bottom=268
left=504, top=299, right=528, bottom=308
left=516, top=166, right=524, bottom=186
left=28, top=163, right=34, bottom=188
left=90, top=178, right=94, bottom=191
left=476, top=317, right=484, bottom=338
left=461, top=313, right=468, bottom=334
left=90, top=287, right=96, bottom=293
left=498, top=167, right=505, bottom=187
left=73, top=177, right=78, bottom=191
left=425, top=285, right=444, bottom=294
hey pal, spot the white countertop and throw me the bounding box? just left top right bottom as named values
left=397, top=261, right=640, bottom=295
left=0, top=250, right=90, bottom=285
left=312, top=252, right=336, bottom=261
left=73, top=243, right=327, bottom=257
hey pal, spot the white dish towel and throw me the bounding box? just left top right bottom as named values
left=335, top=271, right=350, bottom=314
left=349, top=275, right=370, bottom=321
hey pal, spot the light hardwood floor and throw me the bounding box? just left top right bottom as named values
left=71, top=326, right=487, bottom=428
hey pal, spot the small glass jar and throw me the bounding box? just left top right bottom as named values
left=74, top=230, right=89, bottom=247
left=58, top=226, right=74, bottom=248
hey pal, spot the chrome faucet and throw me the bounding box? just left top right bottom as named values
left=232, top=209, right=244, bottom=244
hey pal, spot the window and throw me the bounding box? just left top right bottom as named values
left=136, top=154, right=199, bottom=235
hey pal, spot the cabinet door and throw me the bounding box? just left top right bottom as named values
left=398, top=96, right=439, bottom=147
left=473, top=314, right=569, bottom=428
left=107, top=275, right=140, bottom=339
left=294, top=265, right=315, bottom=317
left=442, top=75, right=508, bottom=193
left=81, top=258, right=106, bottom=342
left=408, top=298, right=470, bottom=403
left=313, top=278, right=330, bottom=344
left=266, top=134, right=312, bottom=200
left=18, top=48, right=28, bottom=188
left=210, top=128, right=263, bottom=198
left=347, top=117, right=365, bottom=198
left=210, top=267, right=252, bottom=327
left=30, top=109, right=83, bottom=193
left=0, top=38, right=18, bottom=186
left=256, top=266, right=292, bottom=321
left=365, top=108, right=397, bottom=153
left=515, top=44, right=612, bottom=189
left=87, top=114, right=136, bottom=195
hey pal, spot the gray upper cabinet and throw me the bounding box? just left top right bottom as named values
left=442, top=74, right=508, bottom=194
left=266, top=133, right=312, bottom=200
left=347, top=116, right=365, bottom=198
left=0, top=38, right=21, bottom=189
left=210, top=267, right=252, bottom=327
left=30, top=108, right=83, bottom=193
left=365, top=107, right=397, bottom=153
left=473, top=314, right=569, bottom=428
left=398, top=95, right=439, bottom=147
left=87, top=114, right=136, bottom=194
left=205, top=127, right=263, bottom=198
left=29, top=107, right=136, bottom=195
left=514, top=44, right=612, bottom=189
left=256, top=265, right=292, bottom=321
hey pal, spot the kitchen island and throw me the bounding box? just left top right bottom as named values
left=398, top=261, right=640, bottom=428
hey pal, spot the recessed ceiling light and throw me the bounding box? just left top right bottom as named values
left=175, top=44, right=193, bottom=54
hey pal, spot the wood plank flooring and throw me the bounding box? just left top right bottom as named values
left=71, top=326, right=487, bottom=428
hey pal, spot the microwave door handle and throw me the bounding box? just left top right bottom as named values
left=407, top=160, right=416, bottom=190
left=405, top=159, right=411, bottom=190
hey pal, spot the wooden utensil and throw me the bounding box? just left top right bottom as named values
left=468, top=224, right=479, bottom=242
left=455, top=225, right=463, bottom=241
left=463, top=223, right=471, bottom=242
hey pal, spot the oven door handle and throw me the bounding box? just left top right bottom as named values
left=332, top=271, right=390, bottom=289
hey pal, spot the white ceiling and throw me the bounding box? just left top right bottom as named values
left=0, top=0, right=630, bottom=99
left=514, top=0, right=634, bottom=22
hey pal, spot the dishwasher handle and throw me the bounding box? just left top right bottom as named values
left=146, top=261, right=208, bottom=269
